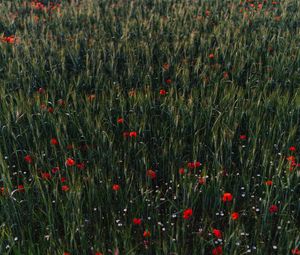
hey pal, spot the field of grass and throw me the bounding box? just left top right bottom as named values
left=0, top=0, right=300, bottom=254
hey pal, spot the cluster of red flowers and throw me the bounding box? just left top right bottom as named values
left=287, top=146, right=299, bottom=171
left=239, top=0, right=281, bottom=22
left=123, top=131, right=137, bottom=138
left=40, top=102, right=54, bottom=113
left=65, top=157, right=85, bottom=169
left=23, top=153, right=85, bottom=192
left=31, top=0, right=61, bottom=12
left=159, top=65, right=172, bottom=95
left=20, top=130, right=288, bottom=254
left=212, top=246, right=223, bottom=255
left=37, top=89, right=67, bottom=112
left=1, top=35, right=17, bottom=44
left=143, top=230, right=151, bottom=238
left=187, top=161, right=201, bottom=169
left=3, top=0, right=298, bottom=253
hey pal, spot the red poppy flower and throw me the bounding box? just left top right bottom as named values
left=129, top=131, right=137, bottom=137
left=17, top=185, right=25, bottom=192
left=63, top=252, right=71, bottom=255
left=287, top=156, right=295, bottom=162
left=269, top=205, right=278, bottom=213
left=240, top=135, right=247, bottom=140
left=7, top=36, right=16, bottom=44
left=187, top=162, right=194, bottom=169
left=292, top=248, right=300, bottom=255
left=117, top=118, right=124, bottom=124
left=0, top=187, right=5, bottom=194
left=76, top=162, right=85, bottom=170
left=1, top=35, right=16, bottom=44
left=223, top=72, right=229, bottom=79
left=50, top=138, right=59, bottom=145
left=222, top=192, right=233, bottom=202
left=159, top=89, right=167, bottom=95
left=212, top=246, right=223, bottom=255
left=62, top=185, right=69, bottom=192
left=31, top=1, right=45, bottom=10
left=88, top=94, right=96, bottom=101
left=165, top=79, right=172, bottom=84
left=183, top=208, right=193, bottom=219
left=123, top=131, right=130, bottom=138
left=112, top=184, right=120, bottom=191
left=212, top=229, right=222, bottom=239
left=187, top=161, right=201, bottom=169
left=198, top=177, right=206, bottom=185
left=51, top=166, right=60, bottom=174
left=179, top=168, right=185, bottom=175
left=209, top=53, right=214, bottom=59
left=66, top=158, right=75, bottom=167
left=162, top=63, right=170, bottom=70
left=231, top=212, right=239, bottom=220
left=143, top=230, right=151, bottom=238
left=61, top=177, right=67, bottom=183
left=265, top=180, right=273, bottom=186
left=289, top=146, right=296, bottom=151
left=41, top=172, right=51, bottom=180
left=133, top=218, right=142, bottom=225
left=24, top=155, right=33, bottom=164
left=38, top=87, right=45, bottom=94
left=95, top=252, right=103, bottom=255
left=47, top=107, right=54, bottom=113
left=146, top=169, right=157, bottom=179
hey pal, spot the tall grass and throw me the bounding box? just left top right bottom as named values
left=0, top=0, right=299, bottom=254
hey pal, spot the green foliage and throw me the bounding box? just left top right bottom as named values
left=0, top=0, right=299, bottom=254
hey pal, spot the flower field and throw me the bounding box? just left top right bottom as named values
left=0, top=0, right=299, bottom=254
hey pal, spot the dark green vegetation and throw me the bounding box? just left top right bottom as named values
left=0, top=0, right=299, bottom=254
